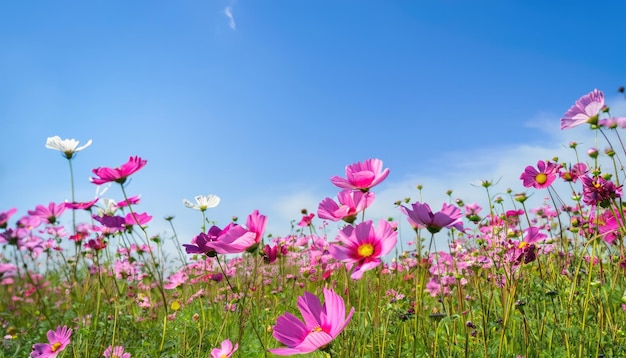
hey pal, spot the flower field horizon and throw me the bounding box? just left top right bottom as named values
left=3, top=88, right=626, bottom=357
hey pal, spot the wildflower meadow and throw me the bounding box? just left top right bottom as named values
left=3, top=88, right=626, bottom=357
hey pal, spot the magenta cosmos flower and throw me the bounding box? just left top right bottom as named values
left=31, top=325, right=72, bottom=358
left=330, top=158, right=390, bottom=191
left=90, top=156, right=147, bottom=185
left=318, top=190, right=375, bottom=223
left=269, top=288, right=354, bottom=356
left=561, top=89, right=604, bottom=129
left=580, top=175, right=622, bottom=207
left=0, top=208, right=18, bottom=229
left=210, top=339, right=238, bottom=358
left=519, top=160, right=561, bottom=189
left=329, top=219, right=397, bottom=279
left=401, top=202, right=463, bottom=234
left=184, top=223, right=256, bottom=256
left=103, top=345, right=131, bottom=358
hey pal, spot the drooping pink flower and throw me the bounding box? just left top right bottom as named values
left=64, top=198, right=99, bottom=210
left=329, top=219, right=397, bottom=279
left=561, top=89, right=604, bottom=129
left=116, top=195, right=141, bottom=207
left=0, top=208, right=17, bottom=229
left=31, top=325, right=72, bottom=358
left=330, top=158, right=390, bottom=191
left=210, top=339, right=238, bottom=358
left=519, top=160, right=561, bottom=189
left=124, top=212, right=152, bottom=229
left=90, top=156, right=147, bottom=185
left=103, top=345, right=131, bottom=358
left=401, top=202, right=464, bottom=234
left=269, top=288, right=354, bottom=356
left=184, top=223, right=256, bottom=256
left=317, top=190, right=375, bottom=223
left=27, top=202, right=66, bottom=225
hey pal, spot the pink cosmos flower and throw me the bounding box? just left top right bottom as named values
left=64, top=198, right=99, bottom=210
left=210, top=339, right=238, bottom=358
left=401, top=202, right=464, bottom=234
left=317, top=190, right=375, bottom=223
left=28, top=202, right=66, bottom=225
left=0, top=208, right=17, bottom=229
left=330, top=158, right=390, bottom=191
left=269, top=288, right=354, bottom=356
left=184, top=223, right=256, bottom=256
left=329, top=219, right=397, bottom=279
left=93, top=214, right=126, bottom=232
left=103, top=345, right=131, bottom=358
left=298, top=213, right=315, bottom=227
left=164, top=270, right=189, bottom=290
left=263, top=243, right=288, bottom=264
left=116, top=195, right=141, bottom=207
left=519, top=160, right=561, bottom=189
left=90, top=156, right=147, bottom=185
left=246, top=209, right=267, bottom=246
left=506, top=226, right=547, bottom=265
left=124, top=212, right=152, bottom=229
left=560, top=163, right=588, bottom=183
left=561, top=89, right=604, bottom=129
left=31, top=325, right=72, bottom=358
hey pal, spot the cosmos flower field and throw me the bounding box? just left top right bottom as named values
left=2, top=89, right=626, bottom=357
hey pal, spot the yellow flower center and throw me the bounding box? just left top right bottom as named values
left=220, top=355, right=227, bottom=358
left=535, top=173, right=547, bottom=185
left=311, top=325, right=323, bottom=333
left=518, top=241, right=528, bottom=249
left=358, top=243, right=374, bottom=257
left=51, top=342, right=62, bottom=352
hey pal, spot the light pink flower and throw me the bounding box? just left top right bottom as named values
left=90, top=156, right=147, bottom=185
left=103, top=345, right=131, bottom=358
left=330, top=158, right=390, bottom=191
left=561, top=89, right=604, bottom=129
left=270, top=288, right=354, bottom=355
left=210, top=339, right=238, bottom=358
left=318, top=190, right=374, bottom=223
left=31, top=325, right=72, bottom=358
left=27, top=202, right=66, bottom=225
left=124, top=212, right=152, bottom=228
left=329, top=219, right=397, bottom=279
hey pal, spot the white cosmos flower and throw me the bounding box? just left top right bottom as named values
left=46, top=136, right=93, bottom=159
left=183, top=195, right=221, bottom=211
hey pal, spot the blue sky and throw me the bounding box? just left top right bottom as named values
left=1, top=1, right=626, bottom=254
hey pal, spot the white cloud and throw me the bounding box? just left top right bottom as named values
left=224, top=6, right=236, bottom=30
